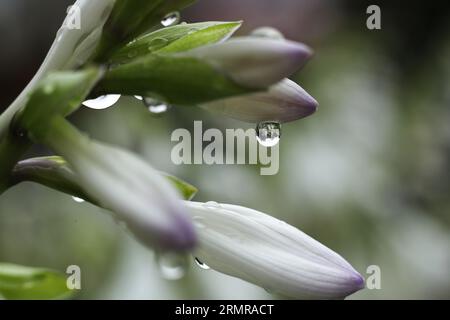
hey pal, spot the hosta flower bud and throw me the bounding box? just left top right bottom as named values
left=49, top=0, right=116, bottom=69
left=200, top=79, right=318, bottom=123
left=40, top=117, right=196, bottom=251
left=185, top=201, right=364, bottom=299
left=183, top=37, right=312, bottom=88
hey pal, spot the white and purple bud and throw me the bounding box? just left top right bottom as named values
left=182, top=37, right=313, bottom=88
left=200, top=79, right=318, bottom=123
left=43, top=118, right=196, bottom=251
left=185, top=201, right=364, bottom=299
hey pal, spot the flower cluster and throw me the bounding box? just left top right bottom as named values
left=0, top=0, right=363, bottom=299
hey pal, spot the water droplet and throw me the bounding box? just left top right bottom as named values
left=161, top=12, right=180, bottom=27
left=194, top=257, right=210, bottom=270
left=127, top=50, right=138, bottom=58
left=149, top=37, right=169, bottom=50
left=43, top=84, right=55, bottom=94
left=256, top=121, right=281, bottom=147
left=82, top=94, right=121, bottom=110
left=143, top=97, right=171, bottom=114
left=72, top=196, right=85, bottom=203
left=203, top=201, right=221, bottom=209
left=250, top=27, right=285, bottom=40
left=192, top=216, right=206, bottom=229
left=155, top=252, right=189, bottom=280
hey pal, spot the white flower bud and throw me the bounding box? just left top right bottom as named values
left=183, top=37, right=313, bottom=88
left=185, top=201, right=364, bottom=299
left=200, top=79, right=318, bottom=123
left=45, top=118, right=196, bottom=251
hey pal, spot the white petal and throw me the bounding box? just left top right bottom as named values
left=200, top=79, right=318, bottom=123
left=185, top=201, right=364, bottom=299
left=45, top=0, right=116, bottom=70
left=183, top=37, right=312, bottom=88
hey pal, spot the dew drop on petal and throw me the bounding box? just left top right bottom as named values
left=161, top=11, right=180, bottom=27
left=194, top=257, right=210, bottom=270
left=203, top=201, right=221, bottom=209
left=155, top=252, right=189, bottom=280
left=143, top=97, right=171, bottom=114
left=72, top=196, right=85, bottom=203
left=256, top=121, right=281, bottom=147
left=192, top=216, right=206, bottom=229
left=250, top=27, right=285, bottom=40
left=82, top=94, right=121, bottom=109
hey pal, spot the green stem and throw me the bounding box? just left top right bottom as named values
left=0, top=25, right=72, bottom=193
left=0, top=131, right=30, bottom=194
left=0, top=61, right=44, bottom=193
left=0, top=0, right=114, bottom=191
left=9, top=154, right=197, bottom=202
left=10, top=156, right=96, bottom=204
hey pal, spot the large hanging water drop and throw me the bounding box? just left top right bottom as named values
left=143, top=97, right=171, bottom=114
left=256, top=121, right=281, bottom=147
left=161, top=12, right=180, bottom=27
left=155, top=252, right=189, bottom=280
left=194, top=257, right=210, bottom=270
left=82, top=94, right=121, bottom=109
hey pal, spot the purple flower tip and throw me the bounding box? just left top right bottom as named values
left=159, top=214, right=198, bottom=251
left=288, top=42, right=314, bottom=69
left=353, top=272, right=366, bottom=290
left=345, top=271, right=365, bottom=296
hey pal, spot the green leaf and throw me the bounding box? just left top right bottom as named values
left=157, top=21, right=241, bottom=54
left=12, top=156, right=198, bottom=201
left=162, top=173, right=198, bottom=200
left=95, top=54, right=254, bottom=105
left=93, top=0, right=197, bottom=62
left=16, top=67, right=103, bottom=141
left=0, top=263, right=73, bottom=300
left=110, top=21, right=241, bottom=64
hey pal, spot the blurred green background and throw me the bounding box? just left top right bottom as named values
left=0, top=0, right=449, bottom=299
